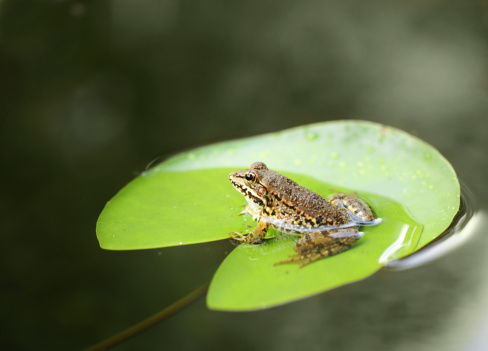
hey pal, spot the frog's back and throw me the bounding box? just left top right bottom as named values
left=262, top=170, right=349, bottom=226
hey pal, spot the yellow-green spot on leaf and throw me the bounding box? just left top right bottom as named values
left=304, top=129, right=319, bottom=141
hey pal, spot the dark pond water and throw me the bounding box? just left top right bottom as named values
left=2, top=1, right=488, bottom=350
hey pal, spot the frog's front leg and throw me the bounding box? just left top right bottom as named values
left=275, top=228, right=363, bottom=268
left=231, top=219, right=269, bottom=244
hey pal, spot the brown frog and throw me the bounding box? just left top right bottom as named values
left=229, top=162, right=377, bottom=267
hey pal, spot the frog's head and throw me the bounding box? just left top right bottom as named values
left=229, top=162, right=270, bottom=205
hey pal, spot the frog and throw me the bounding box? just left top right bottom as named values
left=228, top=162, right=377, bottom=267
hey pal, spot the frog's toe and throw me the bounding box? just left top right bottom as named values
left=273, top=254, right=305, bottom=266
left=230, top=232, right=247, bottom=242
left=298, top=254, right=324, bottom=268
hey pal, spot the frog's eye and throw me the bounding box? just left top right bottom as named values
left=245, top=171, right=256, bottom=182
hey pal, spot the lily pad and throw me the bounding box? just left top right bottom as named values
left=96, top=120, right=460, bottom=310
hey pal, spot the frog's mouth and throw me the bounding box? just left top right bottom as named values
left=229, top=173, right=265, bottom=206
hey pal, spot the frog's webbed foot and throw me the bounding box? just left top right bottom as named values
left=230, top=220, right=269, bottom=244
left=274, top=228, right=363, bottom=268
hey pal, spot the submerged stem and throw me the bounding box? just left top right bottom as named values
left=84, top=282, right=210, bottom=351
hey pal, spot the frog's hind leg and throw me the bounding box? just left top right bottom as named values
left=328, top=193, right=375, bottom=223
left=274, top=228, right=363, bottom=268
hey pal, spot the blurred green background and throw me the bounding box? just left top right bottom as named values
left=1, top=1, right=488, bottom=350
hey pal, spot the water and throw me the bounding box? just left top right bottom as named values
left=385, top=184, right=480, bottom=271
left=2, top=1, right=488, bottom=350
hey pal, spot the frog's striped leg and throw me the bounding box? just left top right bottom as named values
left=274, top=228, right=363, bottom=268
left=275, top=243, right=353, bottom=267
left=231, top=219, right=269, bottom=244
left=328, top=193, right=375, bottom=223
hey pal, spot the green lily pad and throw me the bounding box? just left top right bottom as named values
left=96, top=120, right=460, bottom=310
left=97, top=169, right=242, bottom=249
